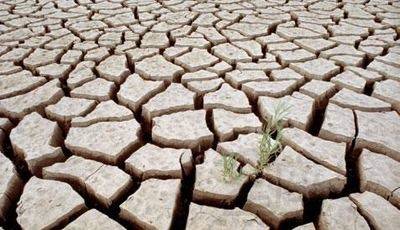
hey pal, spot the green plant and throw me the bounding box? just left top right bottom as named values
left=257, top=102, right=290, bottom=170
left=221, top=153, right=241, bottom=182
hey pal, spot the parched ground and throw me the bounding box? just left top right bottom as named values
left=0, top=0, right=400, bottom=229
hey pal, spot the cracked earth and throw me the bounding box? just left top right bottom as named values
left=0, top=0, right=400, bottom=229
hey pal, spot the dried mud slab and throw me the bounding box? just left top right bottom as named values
left=243, top=178, right=303, bottom=229
left=125, top=143, right=190, bottom=180
left=358, top=149, right=400, bottom=208
left=45, top=97, right=96, bottom=123
left=0, top=79, right=63, bottom=119
left=71, top=100, right=134, bottom=127
left=258, top=95, right=314, bottom=131
left=187, top=204, right=269, bottom=229
left=282, top=127, right=347, bottom=175
left=263, top=146, right=346, bottom=198
left=355, top=111, right=400, bottom=162
left=70, top=78, right=116, bottom=101
left=96, top=55, right=130, bottom=84
left=319, top=103, right=356, bottom=144
left=350, top=191, right=400, bottom=230
left=318, top=197, right=369, bottom=230
left=64, top=209, right=125, bottom=230
left=372, top=79, right=400, bottom=112
left=204, top=83, right=252, bottom=113
left=194, top=149, right=248, bottom=206
left=330, top=88, right=391, bottom=112
left=66, top=119, right=141, bottom=164
left=16, top=177, right=86, bottom=230
left=142, top=83, right=195, bottom=122
left=43, top=156, right=132, bottom=207
left=299, top=80, right=336, bottom=108
left=117, top=74, right=165, bottom=112
left=152, top=110, right=213, bottom=150
left=289, top=58, right=340, bottom=81
left=10, top=112, right=64, bottom=174
left=0, top=153, right=23, bottom=221
left=217, top=133, right=262, bottom=167
left=0, top=70, right=46, bottom=100
left=135, top=55, right=184, bottom=82
left=212, top=109, right=261, bottom=141
left=119, top=179, right=180, bottom=229
left=175, top=48, right=219, bottom=72
left=293, top=223, right=316, bottom=230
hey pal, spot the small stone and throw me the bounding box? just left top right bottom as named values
left=64, top=209, right=125, bottom=230
left=71, top=100, right=134, bottom=127
left=142, top=83, right=195, bottom=122
left=117, top=74, right=165, bottom=112
left=16, top=177, right=86, bottom=230
left=96, top=55, right=130, bottom=84
left=119, top=179, right=180, bottom=229
left=204, top=83, right=251, bottom=113
left=187, top=203, right=269, bottom=229
left=358, top=149, right=400, bottom=208
left=66, top=119, right=141, bottom=164
left=263, top=146, right=346, bottom=198
left=356, top=110, right=400, bottom=162
left=135, top=55, right=184, bottom=81
left=212, top=109, right=261, bottom=141
left=318, top=197, right=369, bottom=230
left=290, top=58, right=340, bottom=80
left=70, top=78, right=116, bottom=101
left=175, top=48, right=219, bottom=72
left=319, top=103, right=356, bottom=144
left=45, top=97, right=96, bottom=123
left=43, top=156, right=132, bottom=207
left=125, top=143, right=189, bottom=180
left=152, top=110, right=213, bottom=149
left=282, top=127, right=346, bottom=175
left=243, top=178, right=303, bottom=229
left=10, top=112, right=64, bottom=174
left=330, top=88, right=391, bottom=112
left=350, top=191, right=400, bottom=230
